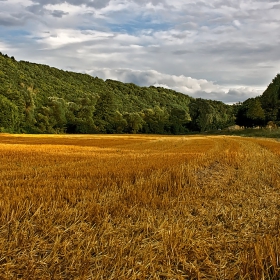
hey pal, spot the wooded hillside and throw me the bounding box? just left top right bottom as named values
left=235, top=74, right=280, bottom=128
left=0, top=53, right=236, bottom=134
left=1, top=52, right=279, bottom=134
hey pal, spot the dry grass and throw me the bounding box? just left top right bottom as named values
left=0, top=134, right=280, bottom=279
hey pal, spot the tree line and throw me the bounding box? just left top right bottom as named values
left=235, top=74, right=280, bottom=128
left=0, top=52, right=279, bottom=134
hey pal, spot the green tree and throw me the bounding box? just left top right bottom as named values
left=22, top=88, right=36, bottom=132
left=142, top=106, right=169, bottom=134
left=246, top=99, right=265, bottom=126
left=66, top=96, right=96, bottom=134
left=108, top=111, right=127, bottom=134
left=123, top=112, right=144, bottom=133
left=0, top=95, right=20, bottom=132
left=94, top=91, right=117, bottom=133
left=168, top=107, right=190, bottom=134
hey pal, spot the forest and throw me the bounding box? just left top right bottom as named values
left=0, top=52, right=279, bottom=134
left=236, top=75, right=280, bottom=128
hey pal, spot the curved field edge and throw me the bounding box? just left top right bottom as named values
left=0, top=134, right=280, bottom=279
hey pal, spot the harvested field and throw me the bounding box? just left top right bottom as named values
left=0, top=134, right=280, bottom=279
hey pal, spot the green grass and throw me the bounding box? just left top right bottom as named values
left=203, top=128, right=280, bottom=139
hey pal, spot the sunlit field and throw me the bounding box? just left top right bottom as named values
left=0, top=134, right=280, bottom=279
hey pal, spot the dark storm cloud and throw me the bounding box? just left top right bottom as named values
left=51, top=10, right=69, bottom=18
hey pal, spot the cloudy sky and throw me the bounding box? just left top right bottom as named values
left=1, top=0, right=280, bottom=103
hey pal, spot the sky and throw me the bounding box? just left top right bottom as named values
left=1, top=0, right=280, bottom=103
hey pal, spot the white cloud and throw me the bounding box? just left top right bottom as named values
left=86, top=68, right=265, bottom=103
left=33, top=29, right=115, bottom=48
left=1, top=0, right=280, bottom=102
left=0, top=41, right=10, bottom=52
left=233, top=20, right=241, bottom=27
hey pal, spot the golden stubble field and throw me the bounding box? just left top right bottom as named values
left=0, top=133, right=280, bottom=279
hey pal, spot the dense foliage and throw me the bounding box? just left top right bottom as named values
left=236, top=74, right=280, bottom=127
left=0, top=52, right=236, bottom=134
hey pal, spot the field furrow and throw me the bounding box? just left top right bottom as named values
left=0, top=134, right=280, bottom=279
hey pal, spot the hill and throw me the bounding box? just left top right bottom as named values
left=0, top=52, right=235, bottom=134
left=235, top=74, right=280, bottom=128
